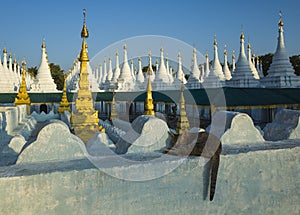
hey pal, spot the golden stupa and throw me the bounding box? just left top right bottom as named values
left=58, top=74, right=71, bottom=114
left=70, top=9, right=99, bottom=143
left=144, top=57, right=155, bottom=116
left=175, top=84, right=190, bottom=135
left=14, top=60, right=31, bottom=115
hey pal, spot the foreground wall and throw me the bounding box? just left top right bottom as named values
left=0, top=146, right=299, bottom=215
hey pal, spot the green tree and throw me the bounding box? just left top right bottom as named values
left=290, top=55, right=300, bottom=75
left=27, top=66, right=38, bottom=77
left=49, top=63, right=64, bottom=90
left=259, top=53, right=273, bottom=76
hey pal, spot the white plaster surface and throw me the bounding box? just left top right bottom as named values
left=207, top=111, right=264, bottom=145
left=17, top=121, right=87, bottom=164
left=0, top=145, right=298, bottom=215
left=264, top=109, right=300, bottom=141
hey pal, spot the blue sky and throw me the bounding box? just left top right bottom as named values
left=0, top=0, right=299, bottom=71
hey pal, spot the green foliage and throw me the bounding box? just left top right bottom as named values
left=290, top=55, right=300, bottom=75
left=49, top=63, right=64, bottom=90
left=27, top=66, right=38, bottom=77
left=259, top=53, right=273, bottom=76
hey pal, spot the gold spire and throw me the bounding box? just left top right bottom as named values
left=214, top=35, right=217, bottom=46
left=71, top=9, right=100, bottom=143
left=247, top=42, right=251, bottom=49
left=176, top=84, right=190, bottom=135
left=58, top=75, right=71, bottom=114
left=14, top=60, right=31, bottom=115
left=3, top=47, right=7, bottom=54
left=240, top=32, right=245, bottom=40
left=278, top=11, right=284, bottom=27
left=81, top=9, right=89, bottom=38
left=144, top=56, right=155, bottom=116
left=110, top=91, right=118, bottom=121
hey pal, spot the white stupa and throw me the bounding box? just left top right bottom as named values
left=203, top=52, right=223, bottom=88
left=232, top=51, right=236, bottom=73
left=226, top=33, right=259, bottom=88
left=211, top=37, right=225, bottom=80
left=30, top=41, right=58, bottom=92
left=247, top=42, right=260, bottom=79
left=135, top=58, right=145, bottom=90
left=153, top=48, right=171, bottom=89
left=186, top=48, right=202, bottom=89
left=260, top=12, right=300, bottom=88
left=112, top=50, right=121, bottom=83
left=176, top=52, right=187, bottom=84
left=223, top=46, right=232, bottom=80
left=0, top=48, right=16, bottom=92
left=118, top=43, right=135, bottom=91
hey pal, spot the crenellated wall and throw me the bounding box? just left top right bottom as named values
left=0, top=146, right=299, bottom=215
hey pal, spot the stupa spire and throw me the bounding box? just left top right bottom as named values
left=112, top=50, right=120, bottom=82
left=176, top=84, right=190, bottom=135
left=232, top=50, right=236, bottom=72
left=212, top=36, right=225, bottom=80
left=14, top=60, right=31, bottom=114
left=223, top=46, right=232, bottom=80
left=136, top=57, right=145, bottom=83
left=144, top=55, right=155, bottom=116
left=176, top=52, right=186, bottom=84
left=110, top=91, right=118, bottom=121
left=71, top=9, right=100, bottom=143
left=58, top=75, right=71, bottom=114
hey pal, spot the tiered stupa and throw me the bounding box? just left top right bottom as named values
left=144, top=55, right=155, bottom=116
left=176, top=85, right=190, bottom=135
left=203, top=39, right=224, bottom=88
left=211, top=37, right=225, bottom=80
left=118, top=43, right=135, bottom=91
left=176, top=52, right=187, bottom=84
left=260, top=12, right=300, bottom=88
left=226, top=33, right=259, bottom=87
left=14, top=61, right=31, bottom=114
left=70, top=9, right=100, bottom=143
left=58, top=75, right=71, bottom=114
left=247, top=42, right=260, bottom=79
left=186, top=48, right=202, bottom=89
left=153, top=48, right=172, bottom=90
left=31, top=40, right=58, bottom=92
left=223, top=46, right=232, bottom=80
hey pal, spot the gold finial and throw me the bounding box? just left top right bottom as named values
left=240, top=32, right=245, bottom=40
left=232, top=50, right=235, bottom=59
left=178, top=52, right=181, bottom=58
left=81, top=9, right=89, bottom=38
left=42, top=38, right=46, bottom=48
left=116, top=49, right=119, bottom=56
left=247, top=42, right=251, bottom=49
left=160, top=47, right=163, bottom=53
left=278, top=10, right=284, bottom=27
left=224, top=45, right=227, bottom=55
left=9, top=53, right=12, bottom=58
left=214, top=35, right=217, bottom=46
left=205, top=50, right=208, bottom=58
left=3, top=47, right=7, bottom=54
left=123, top=42, right=127, bottom=50
left=193, top=48, right=196, bottom=54
left=138, top=57, right=141, bottom=62
left=79, top=39, right=89, bottom=62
